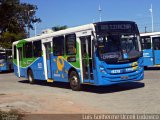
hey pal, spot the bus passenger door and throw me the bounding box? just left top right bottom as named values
left=17, top=47, right=23, bottom=77
left=44, top=42, right=52, bottom=79
left=80, top=36, right=94, bottom=83
left=152, top=36, right=160, bottom=65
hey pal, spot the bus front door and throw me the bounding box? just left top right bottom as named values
left=44, top=42, right=52, bottom=79
left=80, top=36, right=94, bottom=83
left=152, top=36, right=160, bottom=65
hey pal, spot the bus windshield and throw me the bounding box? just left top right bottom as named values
left=97, top=33, right=141, bottom=62
left=0, top=52, right=6, bottom=60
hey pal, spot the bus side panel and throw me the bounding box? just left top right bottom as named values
left=0, top=63, right=7, bottom=72
left=154, top=50, right=160, bottom=65
left=27, top=57, right=45, bottom=80
left=143, top=49, right=154, bottom=66
left=51, top=55, right=70, bottom=82
left=14, top=57, right=46, bottom=80
left=51, top=55, right=81, bottom=82
left=0, top=62, right=12, bottom=72
left=13, top=63, right=19, bottom=77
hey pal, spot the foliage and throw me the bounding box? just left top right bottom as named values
left=52, top=25, right=68, bottom=31
left=0, top=31, right=25, bottom=48
left=0, top=0, right=41, bottom=49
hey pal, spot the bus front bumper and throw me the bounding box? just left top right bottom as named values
left=96, top=68, right=144, bottom=86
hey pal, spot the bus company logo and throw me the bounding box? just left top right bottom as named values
left=143, top=53, right=150, bottom=57
left=57, top=56, right=64, bottom=71
left=54, top=74, right=60, bottom=77
left=126, top=68, right=133, bottom=72
left=103, top=54, right=119, bottom=59
left=38, top=63, right=42, bottom=68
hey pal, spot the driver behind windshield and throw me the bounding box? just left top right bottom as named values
left=104, top=35, right=120, bottom=53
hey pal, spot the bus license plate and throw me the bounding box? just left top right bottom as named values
left=121, top=76, right=128, bottom=79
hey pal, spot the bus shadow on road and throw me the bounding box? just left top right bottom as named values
left=82, top=82, right=145, bottom=94
left=0, top=70, right=14, bottom=74
left=18, top=80, right=145, bottom=94
left=19, top=80, right=71, bottom=90
left=144, top=67, right=160, bottom=70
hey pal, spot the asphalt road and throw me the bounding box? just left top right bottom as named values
left=0, top=69, right=160, bottom=114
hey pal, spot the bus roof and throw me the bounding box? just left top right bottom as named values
left=140, top=32, right=160, bottom=37
left=13, top=23, right=95, bottom=45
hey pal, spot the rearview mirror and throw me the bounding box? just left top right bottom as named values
left=93, top=38, right=97, bottom=47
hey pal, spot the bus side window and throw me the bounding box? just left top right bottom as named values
left=33, top=40, right=42, bottom=57
left=25, top=42, right=33, bottom=58
left=53, top=36, right=64, bottom=56
left=65, top=34, right=76, bottom=55
left=153, top=37, right=160, bottom=50
left=141, top=37, right=151, bottom=50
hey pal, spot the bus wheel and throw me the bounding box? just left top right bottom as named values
left=69, top=71, right=81, bottom=91
left=28, top=69, right=34, bottom=84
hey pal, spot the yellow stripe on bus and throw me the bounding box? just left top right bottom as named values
left=47, top=79, right=54, bottom=83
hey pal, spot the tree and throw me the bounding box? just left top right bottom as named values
left=0, top=0, right=20, bottom=4
left=0, top=0, right=41, bottom=48
left=19, top=3, right=41, bottom=37
left=52, top=25, right=68, bottom=31
left=0, top=31, right=25, bottom=48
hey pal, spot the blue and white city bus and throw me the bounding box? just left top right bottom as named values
left=13, top=21, right=144, bottom=91
left=140, top=32, right=160, bottom=67
left=0, top=49, right=13, bottom=72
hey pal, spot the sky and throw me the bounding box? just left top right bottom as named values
left=21, top=0, right=160, bottom=37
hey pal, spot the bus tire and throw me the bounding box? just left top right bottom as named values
left=69, top=71, right=81, bottom=91
left=9, top=64, right=12, bottom=72
left=28, top=69, right=35, bottom=84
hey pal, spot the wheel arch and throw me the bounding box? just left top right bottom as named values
left=27, top=67, right=32, bottom=76
left=68, top=67, right=79, bottom=81
left=68, top=67, right=82, bottom=91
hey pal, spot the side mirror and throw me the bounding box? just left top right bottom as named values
left=91, top=31, right=97, bottom=47
left=93, top=38, right=97, bottom=48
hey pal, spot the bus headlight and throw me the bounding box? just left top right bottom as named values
left=99, top=66, right=107, bottom=74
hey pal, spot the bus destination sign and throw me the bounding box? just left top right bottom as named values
left=100, top=24, right=132, bottom=30
left=96, top=22, right=137, bottom=34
